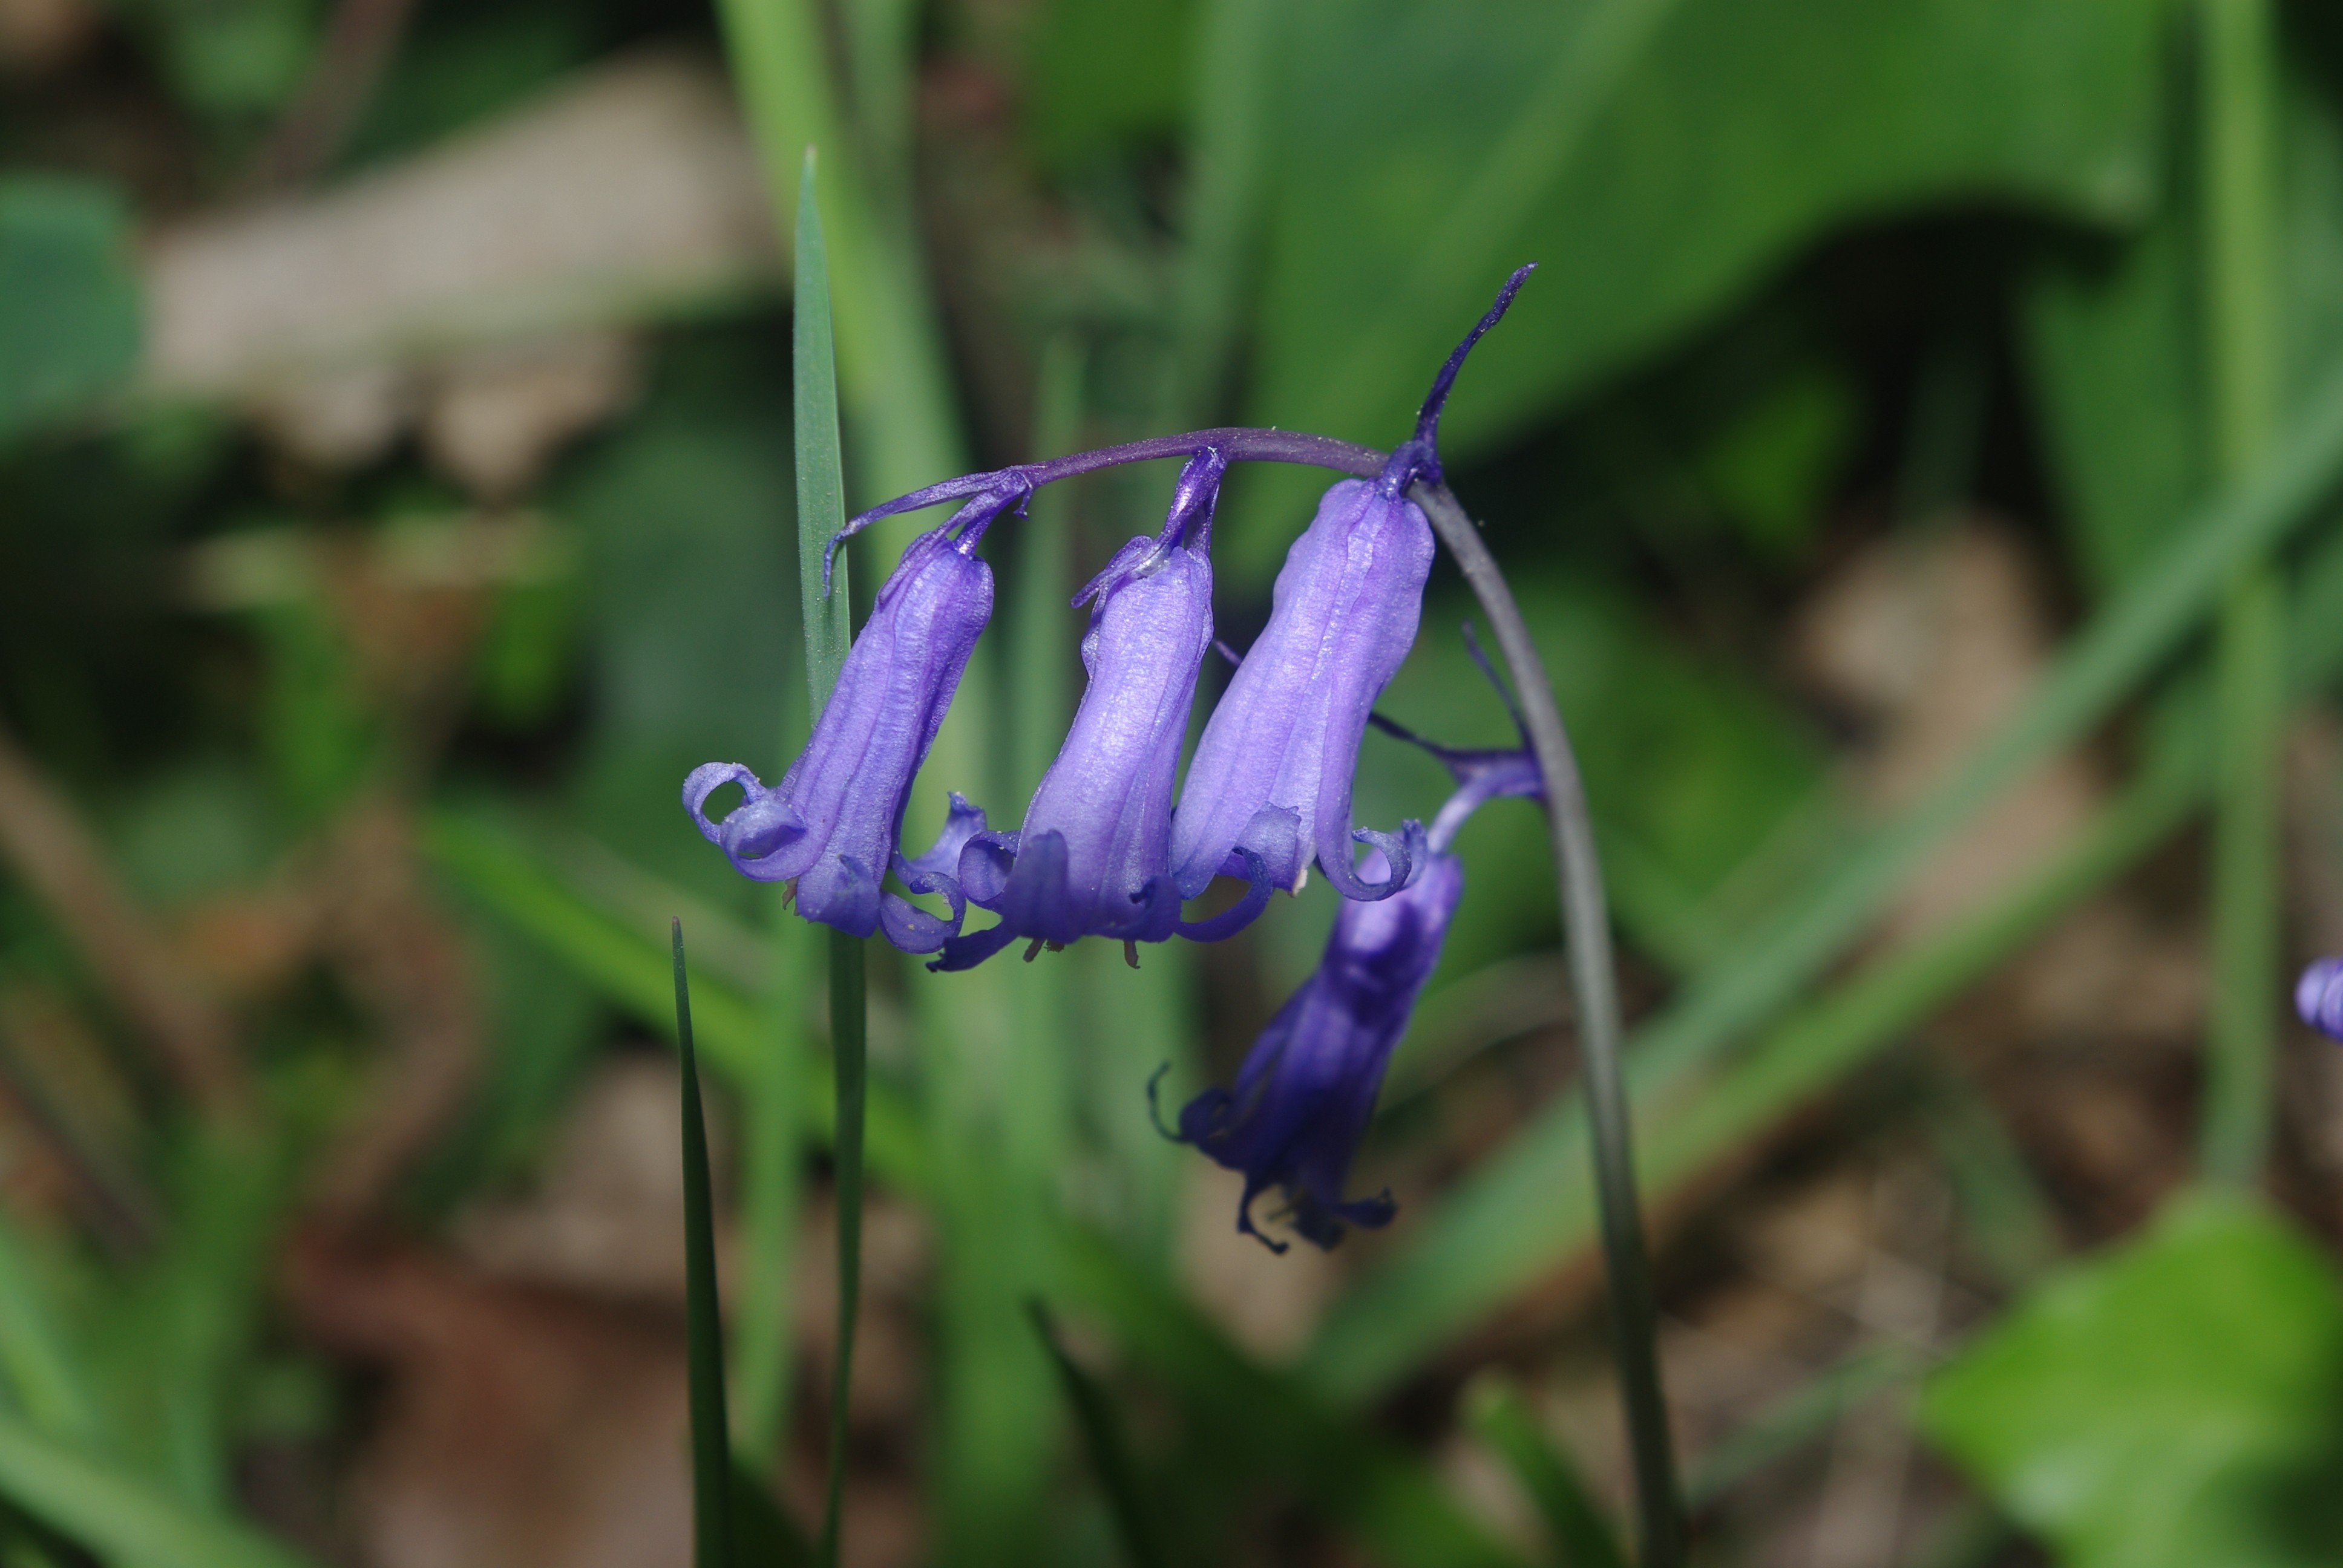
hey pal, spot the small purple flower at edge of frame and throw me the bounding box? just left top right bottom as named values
left=937, top=450, right=1270, bottom=970
left=1165, top=267, right=1532, bottom=908
left=1168, top=635, right=1544, bottom=1252
left=681, top=489, right=1018, bottom=952
left=2298, top=957, right=2343, bottom=1041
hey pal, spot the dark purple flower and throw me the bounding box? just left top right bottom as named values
left=939, top=451, right=1275, bottom=969
left=682, top=505, right=1003, bottom=949
left=1174, top=658, right=1542, bottom=1251
left=1167, top=266, right=1533, bottom=906
left=2298, top=958, right=2343, bottom=1041
left=1174, top=846, right=1460, bottom=1250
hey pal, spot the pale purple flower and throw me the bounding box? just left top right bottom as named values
left=940, top=451, right=1277, bottom=969
left=1173, top=642, right=1543, bottom=1250
left=2298, top=958, right=2343, bottom=1041
left=682, top=501, right=1005, bottom=950
left=681, top=264, right=1542, bottom=975
left=1167, top=266, right=1533, bottom=906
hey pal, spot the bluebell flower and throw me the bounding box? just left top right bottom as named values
left=682, top=499, right=1008, bottom=950
left=686, top=264, right=1539, bottom=966
left=1168, top=266, right=1533, bottom=906
left=1174, top=646, right=1543, bottom=1250
left=939, top=451, right=1278, bottom=969
left=2298, top=957, right=2343, bottom=1041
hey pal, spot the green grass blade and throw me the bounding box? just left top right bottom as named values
left=1048, top=1229, right=1527, bottom=1568
left=795, top=142, right=871, bottom=1568
left=676, top=922, right=735, bottom=1568
left=104, top=1128, right=287, bottom=1509
left=2204, top=568, right=2284, bottom=1180
left=796, top=150, right=850, bottom=714
left=0, top=1215, right=97, bottom=1448
left=421, top=808, right=929, bottom=1192
left=1027, top=1300, right=1172, bottom=1568
left=733, top=925, right=808, bottom=1468
left=1463, top=1374, right=1627, bottom=1568
left=733, top=1457, right=816, bottom=1568
left=1916, top=1063, right=2064, bottom=1290
left=818, top=930, right=866, bottom=1568
left=425, top=811, right=759, bottom=1065
left=1682, top=1344, right=1919, bottom=1509
left=1172, top=0, right=1277, bottom=423
left=1624, top=344, right=2343, bottom=1102
left=1009, top=333, right=1083, bottom=798
left=2197, top=0, right=2286, bottom=1185
left=712, top=0, right=960, bottom=500
left=0, top=1406, right=313, bottom=1568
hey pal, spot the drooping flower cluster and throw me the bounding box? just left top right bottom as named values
left=684, top=264, right=1544, bottom=1250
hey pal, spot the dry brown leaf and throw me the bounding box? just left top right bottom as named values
left=145, top=52, right=773, bottom=393
left=283, top=1229, right=691, bottom=1568
left=0, top=0, right=94, bottom=75
left=143, top=51, right=772, bottom=482
left=1789, top=518, right=2102, bottom=941
left=456, top=1056, right=702, bottom=1305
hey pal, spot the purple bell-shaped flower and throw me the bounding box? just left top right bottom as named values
left=1167, top=266, right=1532, bottom=906
left=940, top=451, right=1276, bottom=970
left=1173, top=631, right=1543, bottom=1250
left=681, top=497, right=1007, bottom=950
left=2298, top=957, right=2343, bottom=1042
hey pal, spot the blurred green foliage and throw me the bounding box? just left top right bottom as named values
left=0, top=178, right=142, bottom=444
left=1923, top=1197, right=2343, bottom=1568
left=8, top=0, right=2343, bottom=1564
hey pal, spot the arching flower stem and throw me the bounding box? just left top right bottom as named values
left=825, top=429, right=1388, bottom=587
left=1409, top=475, right=1685, bottom=1568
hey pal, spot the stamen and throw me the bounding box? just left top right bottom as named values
left=1144, top=1063, right=1182, bottom=1140
left=1023, top=937, right=1046, bottom=962
left=1124, top=940, right=1140, bottom=969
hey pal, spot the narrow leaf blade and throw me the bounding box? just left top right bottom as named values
left=1029, top=1299, right=1172, bottom=1568
left=796, top=149, right=850, bottom=713
left=0, top=1408, right=313, bottom=1568
left=676, top=921, right=735, bottom=1568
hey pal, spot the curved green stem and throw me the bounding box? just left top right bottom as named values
left=1415, top=480, right=1684, bottom=1567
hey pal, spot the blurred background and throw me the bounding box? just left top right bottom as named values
left=5, top=0, right=2343, bottom=1564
